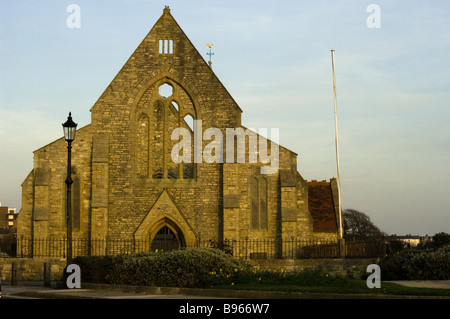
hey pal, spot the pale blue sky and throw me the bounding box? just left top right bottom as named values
left=1, top=1, right=449, bottom=235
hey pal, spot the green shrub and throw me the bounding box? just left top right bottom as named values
left=74, top=255, right=114, bottom=283
left=418, top=232, right=450, bottom=250
left=388, top=239, right=406, bottom=254
left=75, top=248, right=250, bottom=288
left=379, top=250, right=414, bottom=280
left=379, top=244, right=450, bottom=280
left=404, top=244, right=450, bottom=280
left=75, top=249, right=358, bottom=289
left=433, top=232, right=450, bottom=248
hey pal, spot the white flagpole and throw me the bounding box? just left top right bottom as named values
left=331, top=49, right=343, bottom=240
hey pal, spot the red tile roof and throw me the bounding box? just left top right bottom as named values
left=307, top=180, right=338, bottom=233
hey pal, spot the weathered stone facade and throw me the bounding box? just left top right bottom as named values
left=17, top=7, right=339, bottom=254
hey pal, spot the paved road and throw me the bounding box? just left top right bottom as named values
left=2, top=283, right=223, bottom=299
left=386, top=280, right=450, bottom=289
left=2, top=280, right=450, bottom=300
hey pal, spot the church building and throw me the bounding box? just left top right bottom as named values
left=17, top=7, right=339, bottom=256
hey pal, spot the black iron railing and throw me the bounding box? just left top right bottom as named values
left=0, top=236, right=385, bottom=259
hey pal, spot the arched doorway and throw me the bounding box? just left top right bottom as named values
left=134, top=190, right=196, bottom=251
left=150, top=224, right=185, bottom=252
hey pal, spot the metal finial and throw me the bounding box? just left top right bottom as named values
left=206, top=44, right=214, bottom=68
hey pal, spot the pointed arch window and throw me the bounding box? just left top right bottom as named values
left=250, top=174, right=268, bottom=230
left=63, top=166, right=81, bottom=231
left=135, top=81, right=196, bottom=181
left=181, top=114, right=194, bottom=179
left=136, top=113, right=149, bottom=178
left=183, top=114, right=194, bottom=131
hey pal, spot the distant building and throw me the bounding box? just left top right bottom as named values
left=0, top=202, right=17, bottom=230
left=386, top=234, right=428, bottom=247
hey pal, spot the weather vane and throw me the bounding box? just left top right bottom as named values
left=206, top=44, right=214, bottom=68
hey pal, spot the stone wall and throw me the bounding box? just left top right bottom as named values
left=0, top=257, right=375, bottom=281
left=0, top=258, right=66, bottom=281
left=248, top=258, right=377, bottom=279
left=16, top=125, right=94, bottom=242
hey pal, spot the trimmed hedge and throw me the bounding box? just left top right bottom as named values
left=74, top=247, right=250, bottom=288
left=379, top=244, right=450, bottom=280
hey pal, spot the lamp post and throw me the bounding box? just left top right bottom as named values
left=62, top=112, right=77, bottom=266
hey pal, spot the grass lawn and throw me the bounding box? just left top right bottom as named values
left=220, top=281, right=450, bottom=297
left=210, top=270, right=450, bottom=297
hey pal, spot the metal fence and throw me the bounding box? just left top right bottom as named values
left=345, top=239, right=386, bottom=258
left=220, top=238, right=341, bottom=259
left=0, top=236, right=385, bottom=259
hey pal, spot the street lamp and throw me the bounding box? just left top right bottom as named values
left=62, top=112, right=77, bottom=266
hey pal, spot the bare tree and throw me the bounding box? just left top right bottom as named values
left=343, top=209, right=385, bottom=240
